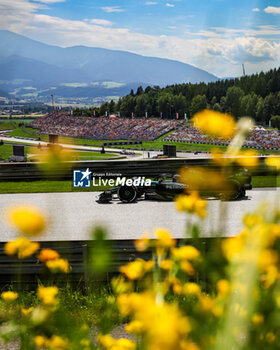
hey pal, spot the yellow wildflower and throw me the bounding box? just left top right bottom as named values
left=262, top=265, right=279, bottom=289
left=21, top=306, right=34, bottom=316
left=216, top=279, right=231, bottom=297
left=266, top=332, right=276, bottom=343
left=1, top=291, right=18, bottom=301
left=125, top=320, right=144, bottom=334
left=4, top=237, right=40, bottom=259
left=37, top=286, right=59, bottom=306
left=48, top=335, right=69, bottom=349
left=183, top=282, right=201, bottom=297
left=117, top=292, right=191, bottom=350
left=34, top=335, right=49, bottom=348
left=176, top=192, right=207, bottom=218
left=119, top=259, right=153, bottom=280
left=37, top=249, right=60, bottom=262
left=221, top=233, right=245, bottom=261
left=199, top=295, right=216, bottom=314
left=180, top=261, right=195, bottom=275
left=252, top=313, right=264, bottom=326
left=235, top=150, right=259, bottom=167
left=154, top=228, right=176, bottom=248
left=159, top=259, right=174, bottom=271
left=114, top=338, right=136, bottom=350
left=6, top=205, right=46, bottom=236
left=265, top=156, right=280, bottom=170
left=80, top=339, right=90, bottom=347
left=134, top=233, right=150, bottom=252
left=111, top=276, right=133, bottom=294
left=97, top=334, right=115, bottom=349
left=192, top=109, right=236, bottom=138
left=46, top=258, right=70, bottom=273
left=172, top=245, right=200, bottom=261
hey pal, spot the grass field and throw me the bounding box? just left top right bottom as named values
left=0, top=143, right=119, bottom=161
left=0, top=175, right=278, bottom=194
left=7, top=127, right=280, bottom=155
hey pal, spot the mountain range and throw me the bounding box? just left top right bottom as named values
left=0, top=30, right=219, bottom=101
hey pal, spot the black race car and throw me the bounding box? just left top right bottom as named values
left=96, top=170, right=252, bottom=204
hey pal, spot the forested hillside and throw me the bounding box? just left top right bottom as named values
left=95, top=67, right=280, bottom=124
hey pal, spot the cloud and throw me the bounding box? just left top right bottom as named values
left=1, top=0, right=280, bottom=77
left=90, top=19, right=113, bottom=27
left=264, top=6, right=280, bottom=15
left=166, top=3, right=175, bottom=7
left=252, top=8, right=260, bottom=12
left=145, top=1, right=158, bottom=5
left=101, top=6, right=124, bottom=13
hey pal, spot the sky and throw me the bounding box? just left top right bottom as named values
left=0, top=0, right=280, bottom=78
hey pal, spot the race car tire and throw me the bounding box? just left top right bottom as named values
left=118, top=186, right=137, bottom=203
left=220, top=180, right=243, bottom=201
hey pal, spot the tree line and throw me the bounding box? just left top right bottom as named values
left=74, top=67, right=280, bottom=126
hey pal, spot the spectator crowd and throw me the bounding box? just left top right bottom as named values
left=164, top=125, right=280, bottom=150
left=31, top=112, right=181, bottom=141
left=31, top=112, right=280, bottom=149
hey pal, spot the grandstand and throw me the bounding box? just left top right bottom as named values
left=163, top=125, right=280, bottom=150
left=31, top=112, right=182, bottom=141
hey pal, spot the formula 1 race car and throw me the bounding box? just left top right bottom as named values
left=96, top=170, right=252, bottom=204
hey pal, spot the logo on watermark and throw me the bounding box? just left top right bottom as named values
left=73, top=168, right=91, bottom=187
left=73, top=169, right=151, bottom=188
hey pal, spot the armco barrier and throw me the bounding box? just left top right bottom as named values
left=0, top=156, right=272, bottom=181
left=0, top=158, right=211, bottom=181
left=0, top=239, right=209, bottom=287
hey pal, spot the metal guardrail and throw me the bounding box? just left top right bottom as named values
left=0, top=158, right=211, bottom=181
left=0, top=156, right=272, bottom=182
left=0, top=239, right=210, bottom=286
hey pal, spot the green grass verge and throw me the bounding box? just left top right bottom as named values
left=0, top=121, right=17, bottom=131
left=0, top=143, right=119, bottom=161
left=0, top=180, right=111, bottom=194
left=0, top=175, right=278, bottom=194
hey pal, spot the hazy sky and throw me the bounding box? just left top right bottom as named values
left=1, top=0, right=280, bottom=77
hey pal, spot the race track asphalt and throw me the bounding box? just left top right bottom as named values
left=0, top=189, right=278, bottom=242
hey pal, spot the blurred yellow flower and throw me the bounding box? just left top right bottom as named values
left=159, top=259, right=174, bottom=271
left=111, top=276, right=133, bottom=294
left=34, top=335, right=49, bottom=348
left=125, top=320, right=144, bottom=334
left=4, top=237, right=40, bottom=259
left=216, top=279, right=231, bottom=297
left=37, top=286, right=59, bottom=306
left=6, top=205, right=46, bottom=236
left=265, top=156, right=280, bottom=170
left=199, top=295, right=216, bottom=314
left=98, top=334, right=136, bottom=350
left=235, top=150, right=259, bottom=167
left=1, top=291, right=18, bottom=301
left=21, top=306, right=34, bottom=316
left=48, top=335, right=69, bottom=349
left=180, top=261, right=195, bottom=275
left=119, top=259, right=153, bottom=280
left=266, top=332, right=276, bottom=343
left=183, top=282, right=201, bottom=297
left=154, top=228, right=176, bottom=248
left=35, top=144, right=74, bottom=176
left=46, top=258, right=70, bottom=273
left=172, top=245, right=201, bottom=261
left=117, top=292, right=191, bottom=350
left=134, top=233, right=150, bottom=252
left=192, top=109, right=236, bottom=138
left=37, top=249, right=60, bottom=262
left=176, top=192, right=207, bottom=218
left=252, top=313, right=264, bottom=326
